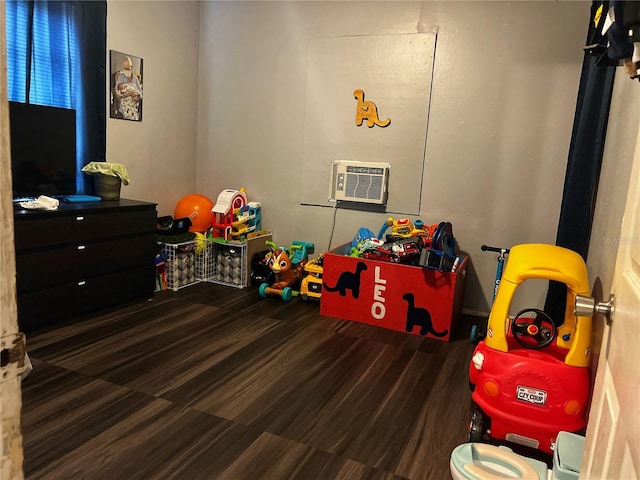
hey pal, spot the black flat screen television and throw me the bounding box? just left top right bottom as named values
left=9, top=101, right=77, bottom=200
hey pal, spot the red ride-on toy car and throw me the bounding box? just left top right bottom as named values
left=468, top=243, right=593, bottom=454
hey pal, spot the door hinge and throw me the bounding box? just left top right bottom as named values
left=0, top=333, right=26, bottom=369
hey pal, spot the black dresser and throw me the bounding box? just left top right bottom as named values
left=14, top=199, right=157, bottom=332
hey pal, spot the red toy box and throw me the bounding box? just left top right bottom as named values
left=320, top=244, right=468, bottom=341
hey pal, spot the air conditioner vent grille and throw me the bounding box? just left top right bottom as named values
left=346, top=174, right=383, bottom=200
left=329, top=160, right=389, bottom=205
left=346, top=166, right=386, bottom=175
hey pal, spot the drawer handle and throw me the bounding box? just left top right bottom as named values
left=76, top=216, right=84, bottom=221
left=77, top=245, right=86, bottom=250
left=77, top=281, right=86, bottom=286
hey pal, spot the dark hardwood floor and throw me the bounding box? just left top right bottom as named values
left=21, top=282, right=481, bottom=480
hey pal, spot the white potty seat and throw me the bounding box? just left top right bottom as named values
left=450, top=442, right=549, bottom=480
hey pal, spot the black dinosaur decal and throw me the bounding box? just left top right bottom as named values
left=323, top=261, right=368, bottom=299
left=402, top=293, right=448, bottom=337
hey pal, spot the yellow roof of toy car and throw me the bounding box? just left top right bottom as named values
left=501, top=244, right=590, bottom=294
left=485, top=243, right=592, bottom=366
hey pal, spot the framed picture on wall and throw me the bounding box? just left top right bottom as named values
left=109, top=50, right=143, bottom=122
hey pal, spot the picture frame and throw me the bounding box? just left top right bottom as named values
left=109, top=50, right=143, bottom=122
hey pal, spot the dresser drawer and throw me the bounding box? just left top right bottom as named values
left=18, top=265, right=156, bottom=333
left=16, top=246, right=75, bottom=293
left=73, top=209, right=156, bottom=242
left=73, top=264, right=156, bottom=315
left=14, top=199, right=158, bottom=332
left=14, top=216, right=73, bottom=251
left=73, top=234, right=157, bottom=277
left=17, top=284, right=75, bottom=332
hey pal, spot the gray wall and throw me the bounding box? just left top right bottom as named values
left=195, top=1, right=589, bottom=315
left=106, top=1, right=599, bottom=315
left=106, top=1, right=201, bottom=213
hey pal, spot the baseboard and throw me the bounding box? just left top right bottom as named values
left=462, top=308, right=489, bottom=318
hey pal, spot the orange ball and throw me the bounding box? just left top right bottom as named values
left=174, top=194, right=214, bottom=233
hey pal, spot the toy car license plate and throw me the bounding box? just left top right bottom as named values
left=516, top=386, right=547, bottom=406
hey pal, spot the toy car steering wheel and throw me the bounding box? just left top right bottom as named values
left=511, top=308, right=557, bottom=349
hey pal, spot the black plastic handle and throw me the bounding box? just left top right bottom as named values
left=481, top=244, right=510, bottom=253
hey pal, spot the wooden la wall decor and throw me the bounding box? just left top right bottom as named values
left=354, top=89, right=390, bottom=128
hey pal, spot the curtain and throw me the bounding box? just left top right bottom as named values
left=544, top=2, right=616, bottom=323
left=5, top=0, right=106, bottom=194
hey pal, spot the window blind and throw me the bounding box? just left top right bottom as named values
left=6, top=0, right=85, bottom=192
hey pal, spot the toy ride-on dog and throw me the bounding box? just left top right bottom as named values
left=258, top=240, right=314, bottom=302
left=468, top=243, right=592, bottom=454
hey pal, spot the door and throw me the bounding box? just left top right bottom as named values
left=581, top=119, right=640, bottom=478
left=0, top=2, right=25, bottom=478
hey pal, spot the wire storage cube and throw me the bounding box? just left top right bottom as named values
left=210, top=241, right=247, bottom=289
left=160, top=240, right=209, bottom=291
left=197, top=239, right=215, bottom=281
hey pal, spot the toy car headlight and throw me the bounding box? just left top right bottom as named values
left=483, top=379, right=499, bottom=397
left=564, top=400, right=582, bottom=416
left=472, top=352, right=484, bottom=370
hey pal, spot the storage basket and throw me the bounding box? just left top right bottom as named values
left=160, top=240, right=210, bottom=291
left=211, top=242, right=247, bottom=288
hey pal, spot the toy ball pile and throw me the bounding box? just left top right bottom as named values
left=349, top=217, right=460, bottom=272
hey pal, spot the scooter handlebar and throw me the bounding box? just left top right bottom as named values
left=481, top=244, right=510, bottom=253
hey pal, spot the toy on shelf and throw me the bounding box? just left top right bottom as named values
left=211, top=188, right=264, bottom=242
left=211, top=188, right=248, bottom=241
left=157, top=215, right=194, bottom=241
left=258, top=240, right=314, bottom=302
left=155, top=248, right=167, bottom=291
left=231, top=202, right=262, bottom=241
left=174, top=194, right=214, bottom=233
left=194, top=232, right=209, bottom=255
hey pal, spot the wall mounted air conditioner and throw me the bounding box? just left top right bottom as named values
left=329, top=160, right=390, bottom=205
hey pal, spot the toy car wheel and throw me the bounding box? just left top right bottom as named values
left=259, top=283, right=269, bottom=298
left=301, top=293, right=308, bottom=301
left=282, top=287, right=293, bottom=302
left=468, top=404, right=486, bottom=442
